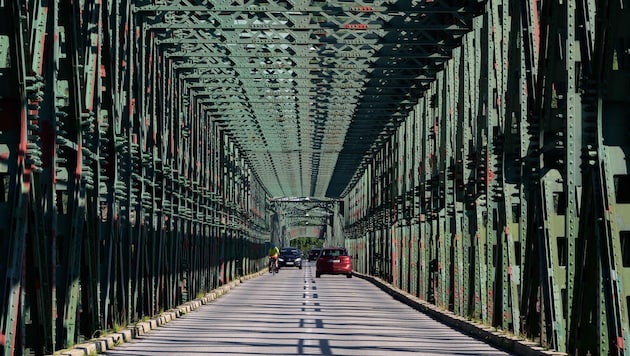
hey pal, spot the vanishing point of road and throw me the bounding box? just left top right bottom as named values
left=103, top=262, right=514, bottom=356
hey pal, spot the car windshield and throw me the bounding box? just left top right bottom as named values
left=281, top=248, right=298, bottom=255
left=321, top=249, right=346, bottom=257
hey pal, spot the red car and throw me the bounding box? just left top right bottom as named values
left=315, top=247, right=353, bottom=278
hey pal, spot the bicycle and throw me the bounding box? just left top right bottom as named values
left=268, top=257, right=279, bottom=275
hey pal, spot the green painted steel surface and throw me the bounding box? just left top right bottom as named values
left=1, top=0, right=630, bottom=355
left=344, top=1, right=630, bottom=355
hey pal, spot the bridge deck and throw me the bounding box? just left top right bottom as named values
left=59, top=263, right=553, bottom=356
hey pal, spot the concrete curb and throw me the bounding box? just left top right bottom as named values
left=354, top=272, right=567, bottom=356
left=53, top=269, right=268, bottom=355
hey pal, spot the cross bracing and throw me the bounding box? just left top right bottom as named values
left=136, top=0, right=481, bottom=198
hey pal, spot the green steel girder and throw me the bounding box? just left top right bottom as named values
left=134, top=0, right=479, bottom=20
left=179, top=72, right=428, bottom=87
left=193, top=93, right=423, bottom=102
left=171, top=54, right=445, bottom=69
left=134, top=0, right=478, bottom=13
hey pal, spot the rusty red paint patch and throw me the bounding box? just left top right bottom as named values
left=487, top=167, right=494, bottom=183
left=75, top=144, right=82, bottom=176
left=343, top=23, right=368, bottom=30
left=350, top=6, right=374, bottom=12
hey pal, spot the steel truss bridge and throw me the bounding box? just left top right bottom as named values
left=1, top=0, right=629, bottom=354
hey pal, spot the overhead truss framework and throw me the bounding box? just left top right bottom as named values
left=134, top=0, right=485, bottom=199
left=269, top=197, right=340, bottom=244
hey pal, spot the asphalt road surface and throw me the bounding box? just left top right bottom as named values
left=104, top=262, right=513, bottom=356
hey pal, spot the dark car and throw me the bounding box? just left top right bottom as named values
left=308, top=248, right=321, bottom=261
left=278, top=247, right=302, bottom=269
left=315, top=247, right=352, bottom=278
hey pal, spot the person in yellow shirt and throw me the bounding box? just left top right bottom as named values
left=268, top=244, right=280, bottom=273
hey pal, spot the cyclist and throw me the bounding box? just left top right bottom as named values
left=268, top=243, right=280, bottom=273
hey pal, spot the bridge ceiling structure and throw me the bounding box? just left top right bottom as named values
left=136, top=0, right=485, bottom=199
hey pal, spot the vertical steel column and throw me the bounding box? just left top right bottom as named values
left=410, top=110, right=420, bottom=298
left=434, top=68, right=449, bottom=311
left=459, top=33, right=477, bottom=319
left=450, top=47, right=465, bottom=316
left=445, top=57, right=458, bottom=313
left=0, top=1, right=31, bottom=353
left=569, top=1, right=630, bottom=354
left=518, top=0, right=544, bottom=345
left=486, top=0, right=514, bottom=332
left=384, top=141, right=393, bottom=282
left=419, top=96, right=432, bottom=302
left=529, top=0, right=569, bottom=350
left=408, top=105, right=416, bottom=289
left=392, top=128, right=402, bottom=288
left=500, top=0, right=528, bottom=336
